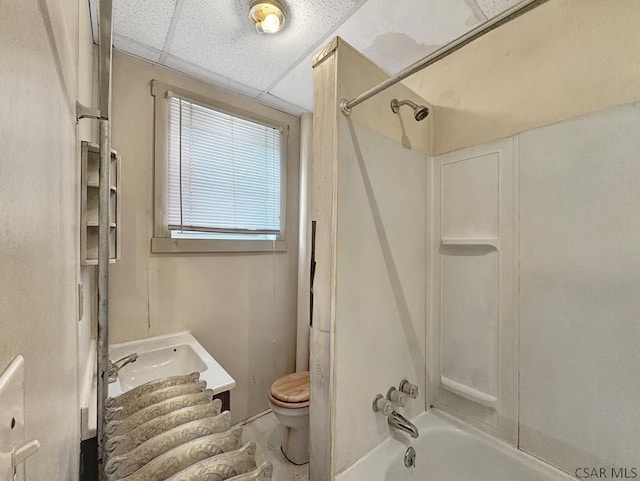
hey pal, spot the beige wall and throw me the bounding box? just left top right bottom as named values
left=330, top=38, right=433, bottom=155
left=0, top=0, right=95, bottom=479
left=405, top=0, right=640, bottom=155
left=109, top=52, right=301, bottom=423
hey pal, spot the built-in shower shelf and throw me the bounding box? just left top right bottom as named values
left=441, top=237, right=500, bottom=249
left=81, top=141, right=121, bottom=265
left=441, top=376, right=497, bottom=408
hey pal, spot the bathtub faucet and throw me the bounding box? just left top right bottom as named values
left=108, top=353, right=138, bottom=383
left=388, top=410, right=419, bottom=439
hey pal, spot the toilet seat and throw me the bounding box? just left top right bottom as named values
left=268, top=371, right=311, bottom=465
left=269, top=371, right=309, bottom=409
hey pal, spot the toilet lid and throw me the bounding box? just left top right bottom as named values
left=270, top=371, right=310, bottom=404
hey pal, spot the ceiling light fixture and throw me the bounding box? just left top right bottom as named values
left=249, top=0, right=286, bottom=34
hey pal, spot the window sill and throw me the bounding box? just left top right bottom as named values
left=151, top=237, right=287, bottom=254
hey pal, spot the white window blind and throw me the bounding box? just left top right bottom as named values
left=167, top=95, right=282, bottom=238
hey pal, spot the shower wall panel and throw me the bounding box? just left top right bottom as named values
left=429, top=138, right=517, bottom=444
left=310, top=38, right=430, bottom=480
left=428, top=101, right=640, bottom=476
left=334, top=118, right=427, bottom=474
left=519, top=101, right=640, bottom=474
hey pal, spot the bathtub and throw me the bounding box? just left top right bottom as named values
left=336, top=410, right=574, bottom=481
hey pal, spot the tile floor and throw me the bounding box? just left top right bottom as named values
left=240, top=411, right=309, bottom=481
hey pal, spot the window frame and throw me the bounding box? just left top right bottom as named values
left=151, top=80, right=289, bottom=253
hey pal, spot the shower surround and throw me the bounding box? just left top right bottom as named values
left=311, top=2, right=640, bottom=476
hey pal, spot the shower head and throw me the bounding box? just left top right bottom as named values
left=391, top=98, right=430, bottom=121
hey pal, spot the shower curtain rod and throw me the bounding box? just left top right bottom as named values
left=340, top=0, right=549, bottom=116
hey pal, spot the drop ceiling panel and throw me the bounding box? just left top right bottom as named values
left=167, top=0, right=360, bottom=91
left=269, top=0, right=478, bottom=111
left=162, top=54, right=263, bottom=98
left=474, top=0, right=521, bottom=18
left=100, top=0, right=526, bottom=114
left=113, top=0, right=177, bottom=49
left=339, top=0, right=478, bottom=74
left=268, top=58, right=315, bottom=112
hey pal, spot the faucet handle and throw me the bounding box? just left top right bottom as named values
left=399, top=379, right=419, bottom=399
left=387, top=387, right=407, bottom=407
left=372, top=394, right=394, bottom=416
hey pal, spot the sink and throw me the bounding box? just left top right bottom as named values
left=117, top=344, right=207, bottom=391
left=81, top=331, right=236, bottom=439
left=107, top=331, right=236, bottom=399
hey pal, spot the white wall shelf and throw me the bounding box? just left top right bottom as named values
left=80, top=141, right=121, bottom=265
left=441, top=376, right=498, bottom=408
left=441, top=237, right=500, bottom=249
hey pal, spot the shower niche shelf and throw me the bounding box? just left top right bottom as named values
left=81, top=141, right=121, bottom=265
left=441, top=237, right=500, bottom=249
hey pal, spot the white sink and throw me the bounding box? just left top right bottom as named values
left=116, top=344, right=207, bottom=391
left=108, top=331, right=236, bottom=398
left=81, top=331, right=236, bottom=439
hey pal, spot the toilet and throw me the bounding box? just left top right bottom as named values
left=268, top=371, right=310, bottom=465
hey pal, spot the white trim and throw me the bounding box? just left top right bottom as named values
left=151, top=237, right=287, bottom=254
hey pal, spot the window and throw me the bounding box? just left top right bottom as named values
left=152, top=81, right=291, bottom=253
left=168, top=96, right=282, bottom=240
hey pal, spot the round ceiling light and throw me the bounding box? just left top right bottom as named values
left=249, top=0, right=286, bottom=34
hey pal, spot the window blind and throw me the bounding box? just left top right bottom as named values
left=167, top=96, right=282, bottom=237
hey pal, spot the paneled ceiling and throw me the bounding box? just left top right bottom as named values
left=89, top=0, right=518, bottom=114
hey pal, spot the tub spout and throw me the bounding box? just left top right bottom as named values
left=388, top=411, right=419, bottom=439
left=108, top=353, right=138, bottom=383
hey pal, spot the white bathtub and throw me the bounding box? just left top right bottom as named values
left=336, top=410, right=574, bottom=481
